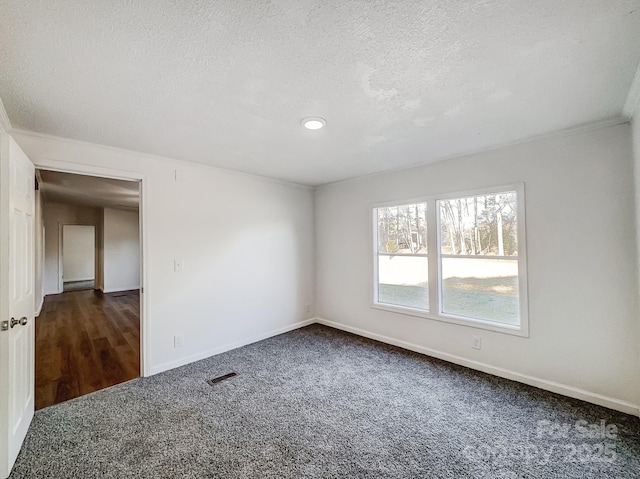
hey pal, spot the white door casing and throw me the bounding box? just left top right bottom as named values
left=0, top=134, right=35, bottom=479
left=33, top=159, right=149, bottom=377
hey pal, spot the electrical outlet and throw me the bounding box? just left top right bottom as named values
left=305, top=304, right=311, bottom=313
left=174, top=335, right=183, bottom=348
left=174, top=260, right=184, bottom=272
left=472, top=336, right=482, bottom=350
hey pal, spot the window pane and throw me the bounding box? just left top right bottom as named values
left=441, top=257, right=519, bottom=325
left=378, top=256, right=428, bottom=310
left=439, top=192, right=517, bottom=256
left=377, top=203, right=427, bottom=255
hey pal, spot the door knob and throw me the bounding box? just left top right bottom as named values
left=10, top=317, right=27, bottom=328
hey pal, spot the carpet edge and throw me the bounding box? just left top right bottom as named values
left=148, top=318, right=317, bottom=376
left=315, top=317, right=640, bottom=417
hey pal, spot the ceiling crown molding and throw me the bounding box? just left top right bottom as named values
left=0, top=97, right=12, bottom=133
left=623, top=61, right=640, bottom=120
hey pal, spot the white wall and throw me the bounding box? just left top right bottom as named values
left=632, top=115, right=640, bottom=408
left=42, top=202, right=102, bottom=295
left=96, top=208, right=104, bottom=291
left=62, top=225, right=95, bottom=282
left=103, top=208, right=139, bottom=292
left=633, top=116, right=640, bottom=296
left=15, top=131, right=315, bottom=376
left=316, top=123, right=640, bottom=413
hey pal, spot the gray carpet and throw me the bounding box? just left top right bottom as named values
left=10, top=325, right=640, bottom=478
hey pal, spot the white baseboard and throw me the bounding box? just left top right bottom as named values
left=144, top=315, right=639, bottom=416
left=148, top=318, right=317, bottom=376
left=314, top=317, right=640, bottom=417
left=64, top=277, right=94, bottom=282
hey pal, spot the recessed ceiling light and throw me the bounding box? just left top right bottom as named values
left=301, top=117, right=326, bottom=130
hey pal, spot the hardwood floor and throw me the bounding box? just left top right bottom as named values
left=35, top=289, right=140, bottom=410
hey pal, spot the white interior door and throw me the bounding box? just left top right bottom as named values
left=0, top=134, right=35, bottom=479
left=62, top=225, right=96, bottom=285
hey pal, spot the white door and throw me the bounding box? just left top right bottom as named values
left=0, top=134, right=35, bottom=479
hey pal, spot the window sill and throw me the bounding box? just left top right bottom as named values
left=371, top=302, right=529, bottom=337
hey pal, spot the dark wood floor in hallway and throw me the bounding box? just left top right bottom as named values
left=35, top=289, right=140, bottom=410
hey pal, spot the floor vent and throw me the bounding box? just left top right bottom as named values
left=207, top=372, right=237, bottom=386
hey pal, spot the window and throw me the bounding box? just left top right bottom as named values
left=375, top=203, right=428, bottom=311
left=373, top=185, right=528, bottom=336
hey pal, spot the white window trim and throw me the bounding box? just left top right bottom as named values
left=371, top=183, right=529, bottom=337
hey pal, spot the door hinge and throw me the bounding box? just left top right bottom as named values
left=1, top=320, right=8, bottom=331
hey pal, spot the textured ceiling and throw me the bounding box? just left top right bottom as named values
left=2, top=1, right=640, bottom=186
left=39, top=170, right=139, bottom=211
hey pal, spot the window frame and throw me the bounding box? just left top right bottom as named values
left=371, top=183, right=529, bottom=337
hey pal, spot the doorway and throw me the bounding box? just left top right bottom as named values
left=61, top=224, right=96, bottom=292
left=35, top=169, right=143, bottom=409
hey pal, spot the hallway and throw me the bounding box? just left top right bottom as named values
left=35, top=289, right=140, bottom=410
